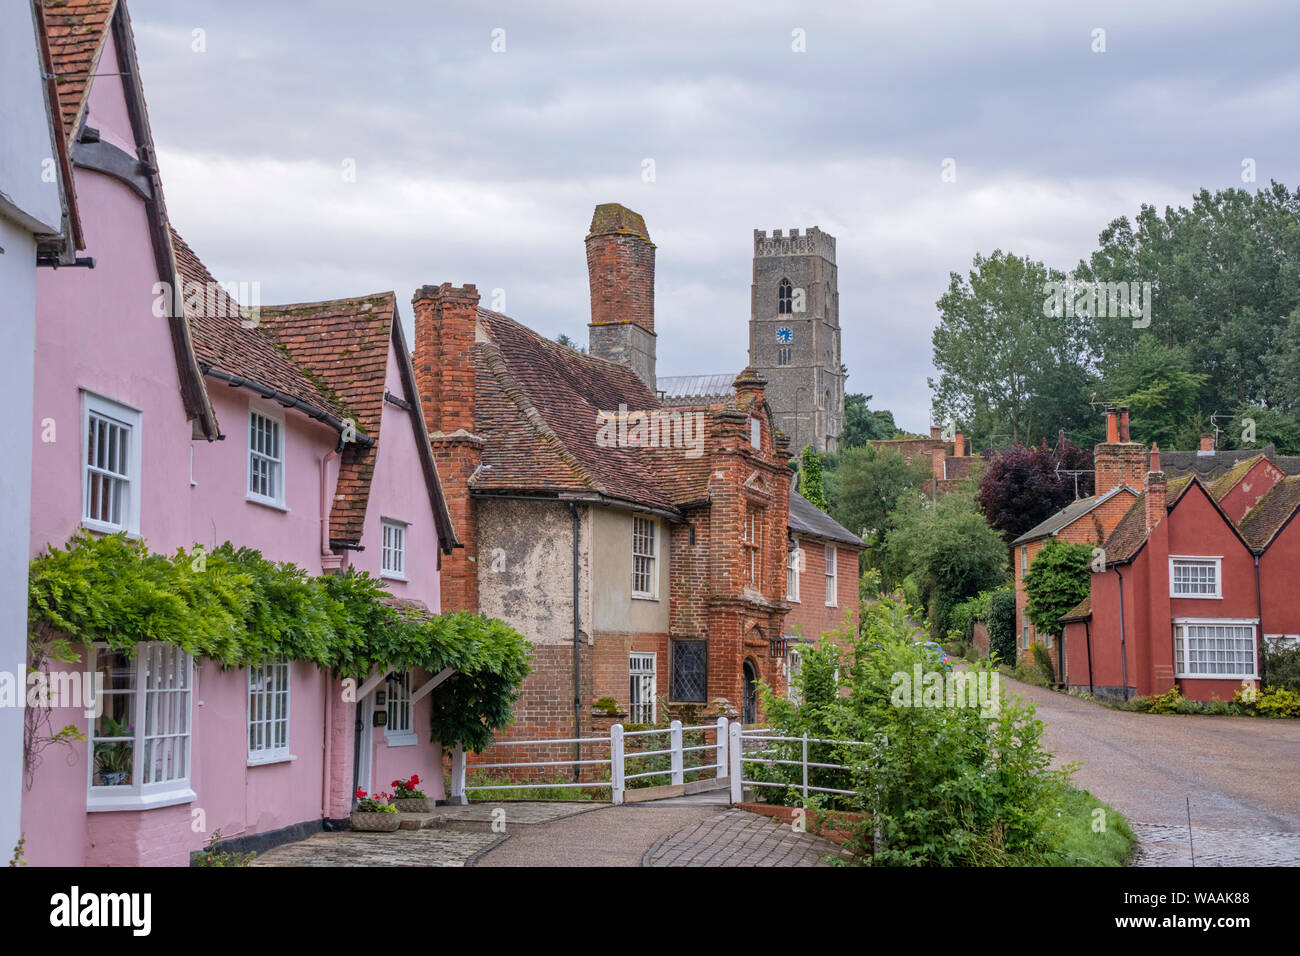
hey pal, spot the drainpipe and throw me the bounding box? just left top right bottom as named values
left=569, top=501, right=581, bottom=783
left=1255, top=555, right=1265, bottom=686
left=1116, top=567, right=1129, bottom=702
left=1084, top=619, right=1094, bottom=696
left=320, top=448, right=341, bottom=822
left=319, top=449, right=341, bottom=569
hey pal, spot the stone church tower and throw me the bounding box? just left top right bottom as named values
left=749, top=227, right=844, bottom=454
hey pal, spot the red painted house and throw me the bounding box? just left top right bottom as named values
left=1062, top=447, right=1300, bottom=702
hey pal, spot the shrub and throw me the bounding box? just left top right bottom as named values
left=1263, top=642, right=1300, bottom=693
left=986, top=588, right=1017, bottom=664
left=1236, top=685, right=1300, bottom=718
left=1134, top=687, right=1184, bottom=714
left=1030, top=641, right=1056, bottom=684
left=193, top=830, right=256, bottom=867
left=757, top=594, right=1075, bottom=866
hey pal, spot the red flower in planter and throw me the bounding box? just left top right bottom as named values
left=392, top=780, right=400, bottom=789
left=410, top=774, right=419, bottom=785
left=355, top=787, right=366, bottom=798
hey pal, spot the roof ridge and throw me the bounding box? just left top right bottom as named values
left=260, top=291, right=396, bottom=312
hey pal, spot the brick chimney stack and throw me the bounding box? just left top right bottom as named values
left=412, top=282, right=483, bottom=612
left=586, top=203, right=657, bottom=391
left=954, top=430, right=964, bottom=458
left=1200, top=433, right=1215, bottom=453
left=1094, top=407, right=1146, bottom=495
left=1144, top=444, right=1166, bottom=532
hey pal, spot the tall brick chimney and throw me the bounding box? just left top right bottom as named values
left=412, top=282, right=483, bottom=612
left=1094, top=407, right=1146, bottom=496
left=586, top=203, right=656, bottom=391
left=1199, top=433, right=1215, bottom=454
left=1144, top=444, right=1166, bottom=532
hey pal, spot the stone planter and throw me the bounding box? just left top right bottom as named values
left=349, top=811, right=401, bottom=832
left=389, top=797, right=434, bottom=813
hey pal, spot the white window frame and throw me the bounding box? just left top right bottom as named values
left=632, top=516, right=658, bottom=599
left=786, top=645, right=803, bottom=703
left=744, top=507, right=762, bottom=587
left=81, top=391, right=142, bottom=536
left=749, top=417, right=761, bottom=449
left=1170, top=556, right=1222, bottom=599
left=247, top=658, right=292, bottom=765
left=786, top=541, right=802, bottom=603
left=1020, top=545, right=1028, bottom=580
left=246, top=402, right=287, bottom=509
left=381, top=518, right=409, bottom=581
left=825, top=544, right=838, bottom=607
left=1173, top=618, right=1259, bottom=679
left=87, top=642, right=195, bottom=811
left=384, top=670, right=417, bottom=746
left=629, top=652, right=657, bottom=724
left=1264, top=634, right=1300, bottom=650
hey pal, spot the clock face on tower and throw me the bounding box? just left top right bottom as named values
left=776, top=326, right=792, bottom=344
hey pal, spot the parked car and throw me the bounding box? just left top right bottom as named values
left=914, top=641, right=954, bottom=672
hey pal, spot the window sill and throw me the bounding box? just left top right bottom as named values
left=246, top=495, right=290, bottom=513
left=1171, top=594, right=1223, bottom=600
left=87, top=786, right=197, bottom=813
left=80, top=519, right=141, bottom=539
left=631, top=594, right=659, bottom=602
left=384, top=732, right=418, bottom=748
left=247, top=753, right=297, bottom=767
left=381, top=572, right=409, bottom=583
left=787, top=597, right=800, bottom=604
left=1177, top=674, right=1258, bottom=681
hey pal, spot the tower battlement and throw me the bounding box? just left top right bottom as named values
left=753, top=227, right=836, bottom=263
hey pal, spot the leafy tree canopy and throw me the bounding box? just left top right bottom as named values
left=1023, top=538, right=1094, bottom=637
left=977, top=438, right=1093, bottom=543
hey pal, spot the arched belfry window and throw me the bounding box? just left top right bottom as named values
left=777, top=278, right=793, bottom=315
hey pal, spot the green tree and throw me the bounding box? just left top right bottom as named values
left=881, top=492, right=1010, bottom=635
left=1023, top=538, right=1093, bottom=641
left=931, top=250, right=1092, bottom=448
left=825, top=444, right=930, bottom=552
left=799, top=445, right=828, bottom=511
left=1225, top=403, right=1300, bottom=455
left=1104, top=335, right=1207, bottom=449
left=841, top=393, right=899, bottom=448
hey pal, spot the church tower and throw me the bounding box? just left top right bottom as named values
left=749, top=227, right=843, bottom=454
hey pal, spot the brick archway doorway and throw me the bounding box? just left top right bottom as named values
left=742, top=659, right=759, bottom=724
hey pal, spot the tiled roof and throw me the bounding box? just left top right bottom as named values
left=260, top=295, right=395, bottom=547
left=1059, top=594, right=1091, bottom=623
left=789, top=491, right=864, bottom=548
left=1206, top=454, right=1267, bottom=499
left=1100, top=493, right=1150, bottom=566
left=1160, top=445, right=1284, bottom=481
left=1011, top=485, right=1135, bottom=545
left=471, top=309, right=679, bottom=514
left=173, top=229, right=354, bottom=424
left=174, top=231, right=454, bottom=550
left=1239, top=476, right=1300, bottom=550
left=41, top=0, right=116, bottom=142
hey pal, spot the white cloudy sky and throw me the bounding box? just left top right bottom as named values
left=130, top=0, right=1300, bottom=432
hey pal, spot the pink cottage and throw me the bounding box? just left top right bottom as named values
left=25, top=0, right=459, bottom=866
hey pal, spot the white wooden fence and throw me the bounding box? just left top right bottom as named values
left=727, top=723, right=876, bottom=804
left=448, top=717, right=730, bottom=805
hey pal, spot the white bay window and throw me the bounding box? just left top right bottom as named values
left=88, top=643, right=194, bottom=810
left=1174, top=619, right=1258, bottom=679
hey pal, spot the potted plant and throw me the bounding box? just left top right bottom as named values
left=94, top=716, right=133, bottom=787
left=389, top=775, right=432, bottom=813
left=350, top=788, right=401, bottom=831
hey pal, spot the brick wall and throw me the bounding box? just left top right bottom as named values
left=412, top=283, right=482, bottom=612
left=785, top=536, right=861, bottom=651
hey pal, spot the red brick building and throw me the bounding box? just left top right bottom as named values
left=869, top=426, right=976, bottom=495
left=1062, top=447, right=1300, bottom=702
left=785, top=490, right=865, bottom=664
left=413, top=204, right=856, bottom=755
left=1011, top=409, right=1142, bottom=675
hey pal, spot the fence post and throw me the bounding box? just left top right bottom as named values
left=670, top=719, right=683, bottom=786
left=728, top=721, right=743, bottom=804
left=715, top=716, right=728, bottom=780
left=801, top=731, right=809, bottom=803
left=450, top=743, right=467, bottom=805
left=610, top=723, right=625, bottom=805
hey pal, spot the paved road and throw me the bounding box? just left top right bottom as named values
left=1004, top=675, right=1300, bottom=864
